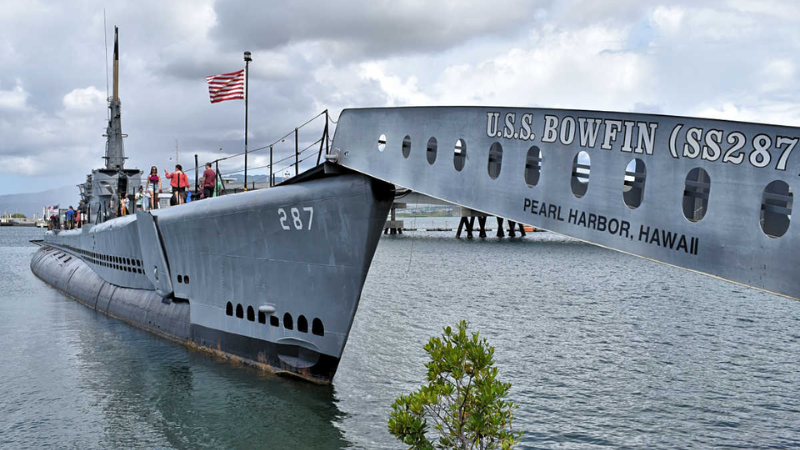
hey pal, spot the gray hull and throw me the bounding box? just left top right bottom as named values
left=31, top=166, right=393, bottom=383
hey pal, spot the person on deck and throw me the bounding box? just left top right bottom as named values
left=201, top=163, right=216, bottom=199
left=78, top=201, right=87, bottom=226
left=143, top=187, right=151, bottom=211
left=165, top=165, right=189, bottom=205
left=108, top=195, right=118, bottom=220
left=147, top=166, right=162, bottom=210
left=135, top=186, right=145, bottom=211
left=119, top=194, right=126, bottom=216
left=65, top=206, right=75, bottom=230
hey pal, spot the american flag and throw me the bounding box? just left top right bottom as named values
left=205, top=69, right=245, bottom=104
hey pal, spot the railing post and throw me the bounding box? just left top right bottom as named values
left=243, top=52, right=251, bottom=191
left=215, top=160, right=225, bottom=196
left=269, top=145, right=273, bottom=187
left=325, top=109, right=330, bottom=154
left=317, top=111, right=328, bottom=166
left=295, top=127, right=299, bottom=176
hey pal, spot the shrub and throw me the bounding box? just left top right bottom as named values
left=388, top=320, right=521, bottom=449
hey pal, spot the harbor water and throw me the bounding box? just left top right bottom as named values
left=1, top=223, right=798, bottom=449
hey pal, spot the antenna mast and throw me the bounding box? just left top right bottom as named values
left=103, top=26, right=126, bottom=169
left=112, top=26, right=119, bottom=102
left=103, top=10, right=109, bottom=107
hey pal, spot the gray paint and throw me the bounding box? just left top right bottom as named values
left=135, top=210, right=173, bottom=297
left=30, top=246, right=191, bottom=341
left=333, top=106, right=800, bottom=301
left=33, top=167, right=393, bottom=381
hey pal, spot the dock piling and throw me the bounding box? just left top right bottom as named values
left=478, top=216, right=487, bottom=238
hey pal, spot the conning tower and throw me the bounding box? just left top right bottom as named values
left=84, top=26, right=140, bottom=223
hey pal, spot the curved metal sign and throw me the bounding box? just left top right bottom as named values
left=333, top=106, right=800, bottom=301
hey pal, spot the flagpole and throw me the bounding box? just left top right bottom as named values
left=244, top=51, right=252, bottom=191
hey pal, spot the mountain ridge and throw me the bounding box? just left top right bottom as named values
left=0, top=186, right=79, bottom=218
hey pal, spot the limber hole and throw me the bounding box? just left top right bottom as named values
left=312, top=318, right=324, bottom=336
left=247, top=306, right=255, bottom=322
left=283, top=313, right=293, bottom=330
left=298, top=315, right=308, bottom=333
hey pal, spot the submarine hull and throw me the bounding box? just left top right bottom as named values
left=31, top=167, right=393, bottom=383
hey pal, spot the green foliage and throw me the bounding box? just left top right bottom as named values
left=388, top=321, right=521, bottom=450
left=10, top=213, right=26, bottom=218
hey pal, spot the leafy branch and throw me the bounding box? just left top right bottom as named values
left=388, top=321, right=521, bottom=450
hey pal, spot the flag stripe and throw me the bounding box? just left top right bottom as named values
left=208, top=84, right=244, bottom=91
left=210, top=94, right=245, bottom=103
left=209, top=84, right=244, bottom=93
left=206, top=69, right=245, bottom=104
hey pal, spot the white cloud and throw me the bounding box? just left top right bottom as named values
left=360, top=62, right=432, bottom=106
left=695, top=101, right=757, bottom=122
left=727, top=0, right=800, bottom=21
left=63, top=86, right=106, bottom=111
left=406, top=24, right=657, bottom=112
left=0, top=80, right=29, bottom=110
left=694, top=99, right=800, bottom=127
left=759, top=58, right=796, bottom=92
left=685, top=8, right=758, bottom=41
left=651, top=5, right=684, bottom=36
left=0, top=155, right=39, bottom=175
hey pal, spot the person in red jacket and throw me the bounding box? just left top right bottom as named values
left=165, top=164, right=189, bottom=205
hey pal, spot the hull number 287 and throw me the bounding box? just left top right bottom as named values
left=278, top=207, right=314, bottom=230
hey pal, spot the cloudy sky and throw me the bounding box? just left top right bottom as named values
left=1, top=0, right=798, bottom=195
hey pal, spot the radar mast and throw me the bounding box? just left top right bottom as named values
left=103, top=26, right=126, bottom=169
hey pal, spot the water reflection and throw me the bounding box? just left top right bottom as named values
left=70, top=318, right=350, bottom=450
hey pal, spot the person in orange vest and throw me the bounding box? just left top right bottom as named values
left=165, top=165, right=189, bottom=205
